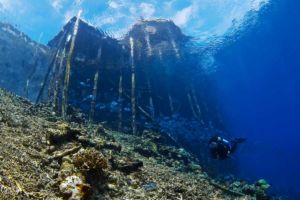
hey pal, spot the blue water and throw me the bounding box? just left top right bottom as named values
left=211, top=0, right=300, bottom=198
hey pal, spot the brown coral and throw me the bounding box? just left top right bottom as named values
left=73, top=148, right=108, bottom=172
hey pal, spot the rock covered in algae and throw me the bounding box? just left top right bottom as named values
left=256, top=179, right=271, bottom=190
left=110, top=156, right=143, bottom=174
left=59, top=175, right=91, bottom=200
left=47, top=122, right=81, bottom=145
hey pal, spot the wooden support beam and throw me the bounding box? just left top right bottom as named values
left=191, top=86, right=204, bottom=125
left=187, top=92, right=198, bottom=120
left=89, top=71, right=99, bottom=122
left=62, top=12, right=81, bottom=118
left=130, top=37, right=137, bottom=135
left=52, top=48, right=66, bottom=112
left=118, top=73, right=123, bottom=131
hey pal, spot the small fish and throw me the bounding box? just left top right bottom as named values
left=96, top=103, right=106, bottom=110
left=117, top=97, right=125, bottom=102
left=79, top=82, right=91, bottom=87
left=123, top=107, right=131, bottom=112
left=110, top=101, right=118, bottom=112
left=81, top=95, right=93, bottom=102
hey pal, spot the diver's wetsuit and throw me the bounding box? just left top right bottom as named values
left=209, top=136, right=246, bottom=160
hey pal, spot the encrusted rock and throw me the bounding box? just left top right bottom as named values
left=95, top=125, right=106, bottom=135
left=101, top=141, right=122, bottom=152
left=110, top=157, right=143, bottom=174
left=134, top=146, right=157, bottom=158
left=59, top=175, right=91, bottom=200
left=47, top=123, right=81, bottom=145
left=134, top=140, right=158, bottom=158
left=60, top=157, right=76, bottom=178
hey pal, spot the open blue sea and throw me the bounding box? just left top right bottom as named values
left=211, top=0, right=300, bottom=198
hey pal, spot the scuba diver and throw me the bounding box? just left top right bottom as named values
left=209, top=136, right=246, bottom=160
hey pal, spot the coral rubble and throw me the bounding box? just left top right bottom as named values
left=0, top=89, right=270, bottom=199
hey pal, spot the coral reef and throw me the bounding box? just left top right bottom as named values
left=0, top=89, right=272, bottom=199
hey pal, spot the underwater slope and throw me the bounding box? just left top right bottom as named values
left=0, top=17, right=227, bottom=177
left=0, top=22, right=51, bottom=101
left=0, top=88, right=269, bottom=199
